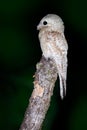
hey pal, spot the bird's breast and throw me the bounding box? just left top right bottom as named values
left=39, top=31, right=54, bottom=58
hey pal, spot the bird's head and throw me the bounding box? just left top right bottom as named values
left=37, top=14, right=64, bottom=33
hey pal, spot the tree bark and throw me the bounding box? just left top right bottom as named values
left=19, top=56, right=58, bottom=130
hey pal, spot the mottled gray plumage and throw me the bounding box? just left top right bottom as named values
left=37, top=14, right=68, bottom=99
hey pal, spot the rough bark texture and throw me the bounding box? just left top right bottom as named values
left=19, top=56, right=58, bottom=130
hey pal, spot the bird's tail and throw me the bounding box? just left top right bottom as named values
left=59, top=74, right=66, bottom=99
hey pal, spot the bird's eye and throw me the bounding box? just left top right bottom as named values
left=43, top=21, right=47, bottom=25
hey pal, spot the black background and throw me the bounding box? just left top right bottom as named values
left=0, top=0, right=87, bottom=130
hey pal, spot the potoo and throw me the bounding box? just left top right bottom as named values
left=37, top=14, right=68, bottom=99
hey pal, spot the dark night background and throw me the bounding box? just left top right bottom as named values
left=0, top=0, right=87, bottom=130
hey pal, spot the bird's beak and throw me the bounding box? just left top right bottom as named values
left=37, top=25, right=40, bottom=30
left=37, top=24, right=41, bottom=30
left=37, top=25, right=39, bottom=30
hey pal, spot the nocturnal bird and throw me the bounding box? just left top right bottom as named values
left=37, top=14, right=68, bottom=99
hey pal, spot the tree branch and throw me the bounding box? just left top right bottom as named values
left=19, top=56, right=58, bottom=130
